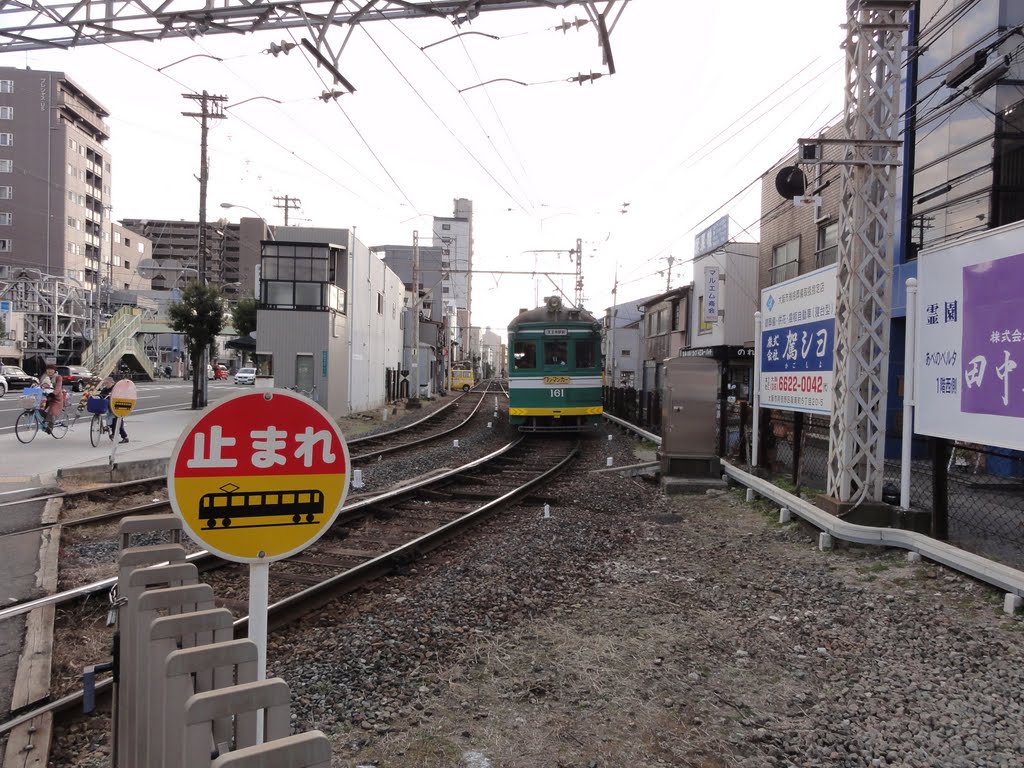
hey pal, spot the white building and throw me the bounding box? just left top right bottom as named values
left=432, top=198, right=473, bottom=354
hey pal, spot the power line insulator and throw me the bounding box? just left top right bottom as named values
left=319, top=90, right=347, bottom=102
left=266, top=41, right=296, bottom=57
left=568, top=72, right=604, bottom=85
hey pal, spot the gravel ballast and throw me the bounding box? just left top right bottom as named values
left=47, top=424, right=1024, bottom=767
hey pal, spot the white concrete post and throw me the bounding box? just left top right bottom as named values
left=752, top=310, right=762, bottom=467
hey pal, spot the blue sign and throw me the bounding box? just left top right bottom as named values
left=759, top=264, right=837, bottom=414
left=694, top=215, right=730, bottom=257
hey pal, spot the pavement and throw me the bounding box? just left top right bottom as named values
left=3, top=394, right=208, bottom=487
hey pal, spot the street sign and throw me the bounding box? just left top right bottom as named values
left=167, top=389, right=351, bottom=563
left=759, top=264, right=837, bottom=414
left=109, top=379, right=137, bottom=417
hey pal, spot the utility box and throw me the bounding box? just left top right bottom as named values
left=660, top=356, right=721, bottom=480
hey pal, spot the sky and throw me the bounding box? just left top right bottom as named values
left=1, top=0, right=849, bottom=340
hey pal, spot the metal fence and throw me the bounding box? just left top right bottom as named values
left=602, top=386, right=661, bottom=435
left=748, top=408, right=1024, bottom=569
left=602, top=388, right=1024, bottom=569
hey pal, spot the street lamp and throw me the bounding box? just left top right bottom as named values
left=220, top=203, right=276, bottom=240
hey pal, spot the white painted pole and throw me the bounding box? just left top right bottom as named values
left=249, top=560, right=270, bottom=743
left=752, top=311, right=762, bottom=468
left=900, top=278, right=918, bottom=511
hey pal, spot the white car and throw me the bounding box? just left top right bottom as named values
left=0, top=374, right=6, bottom=398
left=234, top=367, right=256, bottom=385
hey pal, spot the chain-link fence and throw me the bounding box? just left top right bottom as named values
left=746, top=408, right=1024, bottom=569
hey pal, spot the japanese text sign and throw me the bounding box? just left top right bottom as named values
left=167, top=390, right=351, bottom=563
left=759, top=264, right=836, bottom=414
left=694, top=215, right=729, bottom=257
left=109, top=379, right=137, bottom=418
left=916, top=224, right=1024, bottom=451
left=703, top=266, right=720, bottom=323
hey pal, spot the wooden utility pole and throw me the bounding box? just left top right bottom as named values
left=273, top=194, right=302, bottom=226
left=182, top=90, right=227, bottom=408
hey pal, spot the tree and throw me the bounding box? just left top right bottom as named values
left=231, top=297, right=257, bottom=366
left=169, top=281, right=225, bottom=409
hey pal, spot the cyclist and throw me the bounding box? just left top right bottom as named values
left=98, top=376, right=129, bottom=443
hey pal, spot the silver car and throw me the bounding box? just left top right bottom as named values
left=234, top=367, right=256, bottom=385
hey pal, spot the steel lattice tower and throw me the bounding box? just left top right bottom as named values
left=826, top=0, right=914, bottom=504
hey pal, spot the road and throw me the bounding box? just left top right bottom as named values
left=0, top=379, right=243, bottom=438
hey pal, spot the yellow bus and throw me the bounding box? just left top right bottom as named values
left=450, top=368, right=475, bottom=392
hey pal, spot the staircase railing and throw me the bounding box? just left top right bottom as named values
left=82, top=307, right=154, bottom=380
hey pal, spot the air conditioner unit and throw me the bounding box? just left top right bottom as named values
left=15, top=339, right=24, bottom=349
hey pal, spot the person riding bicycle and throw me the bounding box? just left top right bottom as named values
left=98, top=376, right=129, bottom=443
left=38, top=366, right=64, bottom=433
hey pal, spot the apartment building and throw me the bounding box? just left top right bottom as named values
left=0, top=66, right=112, bottom=290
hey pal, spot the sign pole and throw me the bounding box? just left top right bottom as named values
left=899, top=278, right=917, bottom=511
left=752, top=311, right=761, bottom=468
left=249, top=558, right=270, bottom=742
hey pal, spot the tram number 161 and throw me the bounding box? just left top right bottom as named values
left=550, top=388, right=565, bottom=397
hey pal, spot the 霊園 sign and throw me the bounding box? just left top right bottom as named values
left=759, top=264, right=836, bottom=414
left=167, top=389, right=350, bottom=563
left=915, top=221, right=1024, bottom=451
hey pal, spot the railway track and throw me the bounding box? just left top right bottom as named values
left=1, top=434, right=578, bottom=743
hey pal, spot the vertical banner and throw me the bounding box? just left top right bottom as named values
left=916, top=224, right=1024, bottom=450
left=758, top=264, right=836, bottom=414
left=703, top=266, right=720, bottom=323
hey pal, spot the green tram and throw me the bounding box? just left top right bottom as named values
left=507, top=296, right=604, bottom=432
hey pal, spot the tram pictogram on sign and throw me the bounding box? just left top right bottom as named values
left=167, top=389, right=350, bottom=563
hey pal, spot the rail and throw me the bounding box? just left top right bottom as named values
left=601, top=414, right=1024, bottom=603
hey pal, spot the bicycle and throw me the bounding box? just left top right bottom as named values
left=288, top=385, right=318, bottom=403
left=86, top=396, right=119, bottom=447
left=15, top=396, right=69, bottom=443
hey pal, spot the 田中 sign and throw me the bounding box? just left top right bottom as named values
left=915, top=221, right=1024, bottom=451
left=759, top=264, right=836, bottom=414
left=167, top=390, right=351, bottom=563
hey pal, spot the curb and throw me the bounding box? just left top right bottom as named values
left=57, top=457, right=169, bottom=484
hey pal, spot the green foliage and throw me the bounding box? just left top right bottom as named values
left=169, top=281, right=225, bottom=358
left=231, top=296, right=257, bottom=338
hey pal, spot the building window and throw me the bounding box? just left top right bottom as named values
left=770, top=237, right=800, bottom=284
left=114, top=231, right=121, bottom=243
left=0, top=159, right=10, bottom=173
left=124, top=237, right=131, bottom=247
left=815, top=221, right=838, bottom=268
left=0, top=186, right=10, bottom=200
left=0, top=107, right=11, bottom=120
left=137, top=242, right=144, bottom=253
left=0, top=80, right=12, bottom=93
left=0, top=212, right=10, bottom=225
left=442, top=286, right=450, bottom=293
left=0, top=134, right=11, bottom=147
left=376, top=292, right=383, bottom=314
left=698, top=296, right=713, bottom=334
left=620, top=349, right=631, bottom=357
left=0, top=239, right=10, bottom=252
left=441, top=223, right=451, bottom=231
left=124, top=260, right=130, bottom=270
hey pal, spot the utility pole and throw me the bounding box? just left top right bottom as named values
left=664, top=255, right=675, bottom=291
left=573, top=237, right=584, bottom=308
left=182, top=90, right=227, bottom=408
left=825, top=1, right=912, bottom=505
left=409, top=230, right=420, bottom=405
left=273, top=194, right=302, bottom=226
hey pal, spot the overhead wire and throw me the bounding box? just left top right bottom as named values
left=354, top=20, right=533, bottom=215
left=377, top=8, right=539, bottom=215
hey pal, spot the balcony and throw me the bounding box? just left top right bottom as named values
left=815, top=245, right=838, bottom=269
left=768, top=258, right=799, bottom=285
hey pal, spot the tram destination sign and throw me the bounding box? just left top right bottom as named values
left=167, top=389, right=351, bottom=563
left=759, top=264, right=836, bottom=415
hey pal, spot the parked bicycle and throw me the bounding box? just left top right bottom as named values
left=288, top=385, right=318, bottom=403
left=14, top=389, right=69, bottom=443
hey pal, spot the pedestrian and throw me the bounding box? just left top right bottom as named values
left=98, top=376, right=129, bottom=443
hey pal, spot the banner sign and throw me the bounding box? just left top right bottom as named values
left=694, top=215, right=729, bottom=257
left=759, top=264, right=836, bottom=414
left=703, top=266, right=720, bottom=323
left=916, top=225, right=1024, bottom=450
